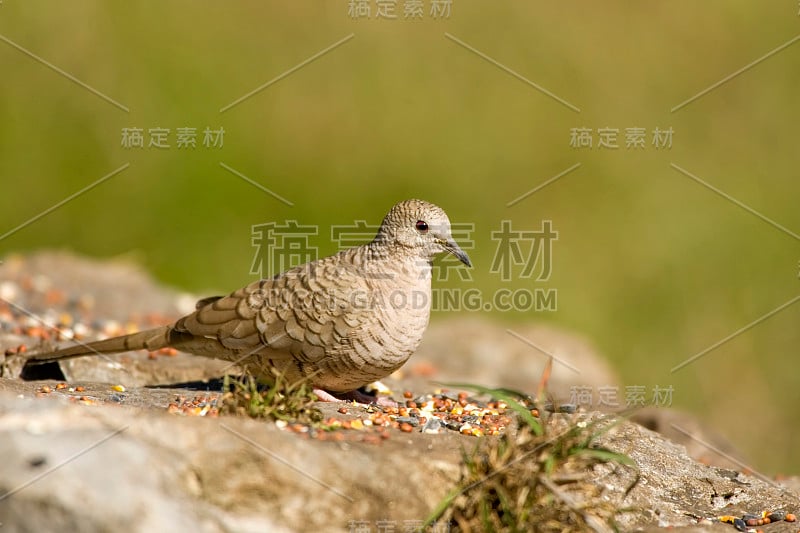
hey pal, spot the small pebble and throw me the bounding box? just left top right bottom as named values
left=443, top=419, right=462, bottom=431
left=422, top=418, right=442, bottom=434
left=395, top=416, right=419, bottom=427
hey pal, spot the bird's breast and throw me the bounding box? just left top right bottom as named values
left=369, top=271, right=431, bottom=355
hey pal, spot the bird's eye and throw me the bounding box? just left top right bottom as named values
left=415, top=220, right=429, bottom=234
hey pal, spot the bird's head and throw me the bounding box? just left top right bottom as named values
left=376, top=199, right=471, bottom=267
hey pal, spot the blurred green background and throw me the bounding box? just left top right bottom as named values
left=1, top=2, right=798, bottom=472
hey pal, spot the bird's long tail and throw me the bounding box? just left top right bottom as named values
left=24, top=325, right=173, bottom=365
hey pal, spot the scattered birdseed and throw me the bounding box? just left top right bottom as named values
left=274, top=389, right=533, bottom=444
left=166, top=394, right=220, bottom=417
left=767, top=510, right=786, bottom=522
left=0, top=268, right=178, bottom=373
left=713, top=509, right=798, bottom=530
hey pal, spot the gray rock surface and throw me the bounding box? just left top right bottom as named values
left=0, top=389, right=462, bottom=533
left=1, top=387, right=798, bottom=532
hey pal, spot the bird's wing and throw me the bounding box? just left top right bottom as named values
left=173, top=254, right=371, bottom=361
left=194, top=295, right=223, bottom=309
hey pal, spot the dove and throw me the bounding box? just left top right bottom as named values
left=24, top=199, right=471, bottom=403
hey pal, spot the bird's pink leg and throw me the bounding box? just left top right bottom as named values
left=312, top=388, right=345, bottom=402
left=313, top=388, right=397, bottom=407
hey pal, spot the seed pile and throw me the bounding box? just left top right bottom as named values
left=167, top=394, right=220, bottom=417
left=163, top=386, right=541, bottom=444
left=255, top=388, right=527, bottom=443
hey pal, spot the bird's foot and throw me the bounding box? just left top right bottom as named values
left=313, top=388, right=397, bottom=407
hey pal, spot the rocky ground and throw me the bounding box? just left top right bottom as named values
left=1, top=252, right=799, bottom=532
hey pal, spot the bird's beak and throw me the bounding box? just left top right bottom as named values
left=442, top=239, right=472, bottom=267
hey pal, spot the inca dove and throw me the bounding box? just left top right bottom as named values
left=24, top=199, right=471, bottom=402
